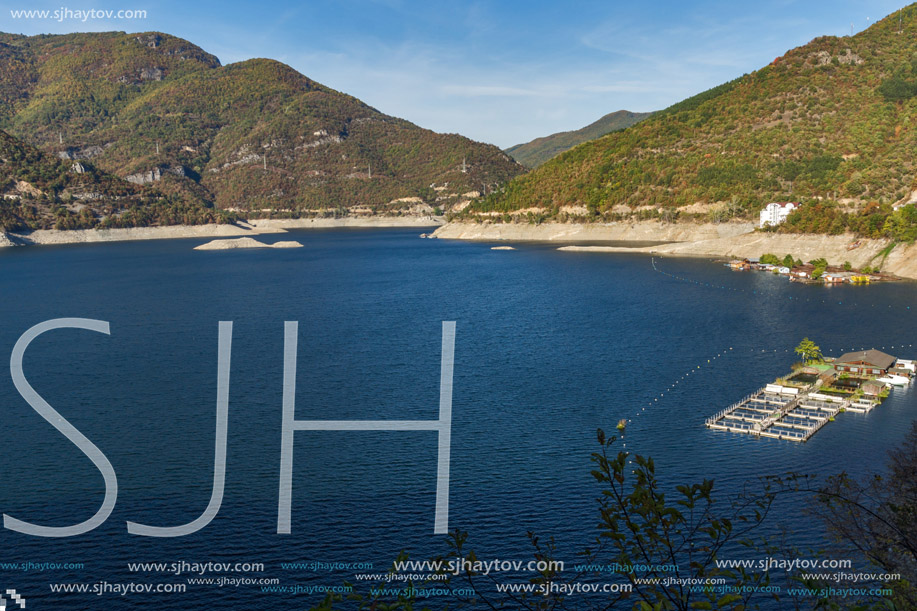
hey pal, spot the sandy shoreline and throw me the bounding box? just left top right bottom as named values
left=0, top=216, right=442, bottom=248
left=433, top=221, right=917, bottom=280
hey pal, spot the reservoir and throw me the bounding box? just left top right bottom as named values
left=0, top=227, right=914, bottom=609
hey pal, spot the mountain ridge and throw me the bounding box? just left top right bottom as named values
left=0, top=30, right=525, bottom=225
left=506, top=110, right=652, bottom=168
left=467, top=5, right=917, bottom=243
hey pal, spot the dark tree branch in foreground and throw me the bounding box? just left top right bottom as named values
left=309, top=424, right=917, bottom=610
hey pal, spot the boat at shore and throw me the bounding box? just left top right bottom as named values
left=877, top=374, right=910, bottom=387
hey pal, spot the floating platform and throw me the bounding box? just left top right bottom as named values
left=705, top=387, right=877, bottom=442
left=706, top=357, right=914, bottom=442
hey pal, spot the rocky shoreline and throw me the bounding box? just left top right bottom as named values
left=0, top=216, right=443, bottom=248
left=430, top=220, right=754, bottom=242
left=431, top=221, right=917, bottom=281
left=5, top=216, right=915, bottom=280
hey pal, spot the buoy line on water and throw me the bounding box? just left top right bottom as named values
left=615, top=263, right=915, bottom=467
left=618, top=346, right=736, bottom=461
left=618, top=339, right=913, bottom=446
left=619, top=337, right=913, bottom=469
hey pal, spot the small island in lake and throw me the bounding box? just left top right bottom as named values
left=194, top=237, right=303, bottom=251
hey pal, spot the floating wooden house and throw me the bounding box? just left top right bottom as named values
left=833, top=350, right=896, bottom=376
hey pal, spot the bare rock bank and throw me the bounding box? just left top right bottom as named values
left=194, top=237, right=303, bottom=250
left=433, top=220, right=917, bottom=281
left=560, top=232, right=917, bottom=280
left=248, top=216, right=442, bottom=231
left=0, top=216, right=443, bottom=249
left=8, top=224, right=262, bottom=246
left=430, top=220, right=754, bottom=242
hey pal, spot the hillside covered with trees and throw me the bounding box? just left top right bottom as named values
left=506, top=110, right=652, bottom=168
left=470, top=5, right=917, bottom=242
left=0, top=129, right=231, bottom=231
left=0, top=31, right=524, bottom=222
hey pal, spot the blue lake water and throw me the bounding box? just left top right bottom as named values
left=0, top=227, right=914, bottom=609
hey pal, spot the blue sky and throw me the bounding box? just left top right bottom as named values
left=1, top=0, right=909, bottom=147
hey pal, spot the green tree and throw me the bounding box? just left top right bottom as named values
left=878, top=73, right=917, bottom=102
left=575, top=431, right=778, bottom=610
left=311, top=423, right=917, bottom=611
left=309, top=431, right=783, bottom=611
left=811, top=258, right=827, bottom=279
left=794, top=337, right=824, bottom=363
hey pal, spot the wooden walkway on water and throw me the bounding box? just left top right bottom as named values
left=705, top=388, right=879, bottom=442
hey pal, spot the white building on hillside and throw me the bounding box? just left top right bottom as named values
left=759, top=202, right=798, bottom=228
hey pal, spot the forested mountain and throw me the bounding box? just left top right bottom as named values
left=0, top=128, right=230, bottom=231
left=0, top=31, right=524, bottom=223
left=471, top=6, right=917, bottom=241
left=506, top=110, right=651, bottom=168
